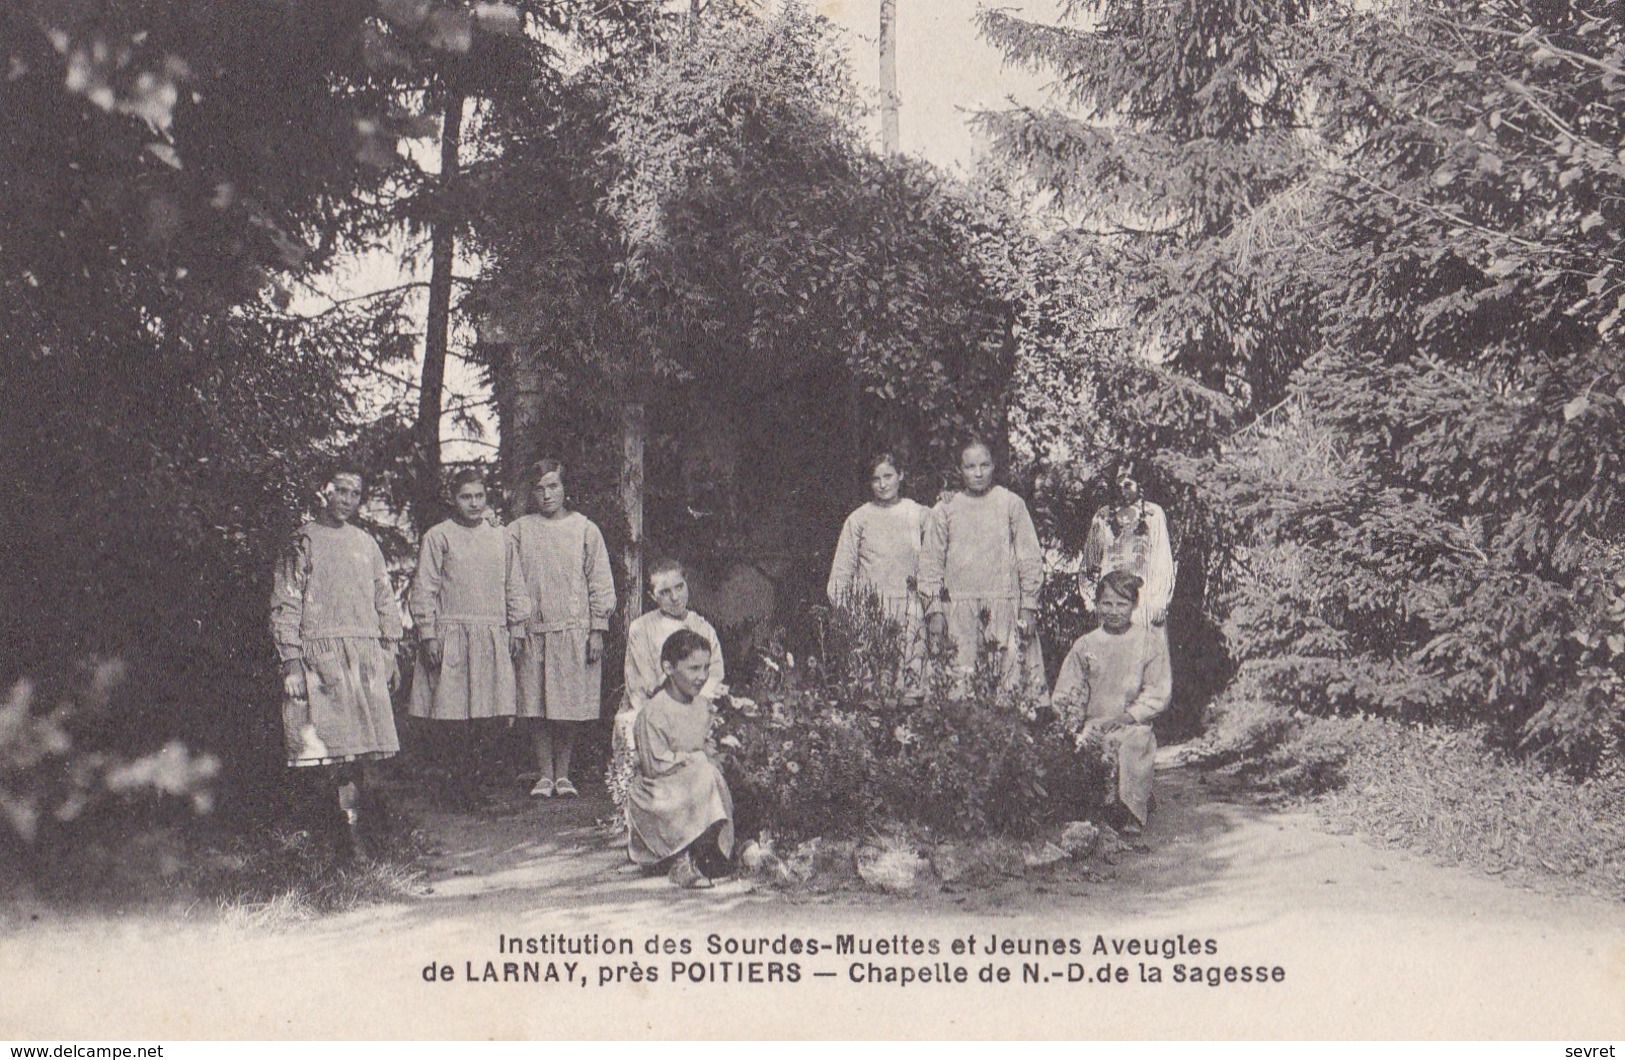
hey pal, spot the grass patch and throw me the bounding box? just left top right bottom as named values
left=1320, top=721, right=1625, bottom=901
left=189, top=791, right=429, bottom=926
left=199, top=827, right=428, bottom=927
left=1192, top=699, right=1625, bottom=901
left=0, top=805, right=428, bottom=927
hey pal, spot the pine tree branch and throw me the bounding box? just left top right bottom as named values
left=294, top=276, right=481, bottom=321
left=1500, top=76, right=1619, bottom=167
left=1346, top=170, right=1586, bottom=261
left=1448, top=16, right=1625, bottom=82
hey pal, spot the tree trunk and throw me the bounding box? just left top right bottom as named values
left=414, top=89, right=466, bottom=533
left=879, top=0, right=900, bottom=155
left=620, top=402, right=645, bottom=641
left=492, top=336, right=543, bottom=517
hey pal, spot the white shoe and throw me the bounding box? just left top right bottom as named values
left=529, top=777, right=555, bottom=798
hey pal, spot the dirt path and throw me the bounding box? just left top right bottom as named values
left=1, top=759, right=1620, bottom=1039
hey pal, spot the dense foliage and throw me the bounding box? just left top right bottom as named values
left=0, top=0, right=549, bottom=843
left=7, top=0, right=1619, bottom=902
left=980, top=0, right=1625, bottom=772
left=473, top=6, right=1025, bottom=632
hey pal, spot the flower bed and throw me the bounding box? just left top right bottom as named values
left=713, top=599, right=1101, bottom=843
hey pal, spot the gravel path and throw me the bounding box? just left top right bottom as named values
left=1, top=762, right=1620, bottom=1039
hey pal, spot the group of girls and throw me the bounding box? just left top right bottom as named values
left=827, top=440, right=1175, bottom=835
left=270, top=459, right=615, bottom=852
left=271, top=437, right=1177, bottom=873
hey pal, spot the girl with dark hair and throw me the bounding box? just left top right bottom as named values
left=269, top=465, right=402, bottom=852
left=1079, top=459, right=1175, bottom=632
left=1051, top=571, right=1171, bottom=836
left=826, top=450, right=930, bottom=688
left=505, top=459, right=617, bottom=798
left=627, top=629, right=735, bottom=889
left=827, top=451, right=929, bottom=614
left=609, top=558, right=726, bottom=821
left=918, top=438, right=1047, bottom=697
left=407, top=467, right=515, bottom=807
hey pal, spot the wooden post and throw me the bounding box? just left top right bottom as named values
left=879, top=0, right=900, bottom=155
left=621, top=401, right=645, bottom=641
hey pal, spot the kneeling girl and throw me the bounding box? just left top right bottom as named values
left=627, top=628, right=734, bottom=888
left=1051, top=570, right=1172, bottom=835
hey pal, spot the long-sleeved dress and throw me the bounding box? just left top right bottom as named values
left=1051, top=625, right=1172, bottom=826
left=407, top=518, right=516, bottom=721
left=1080, top=501, right=1175, bottom=631
left=624, top=610, right=724, bottom=714
left=827, top=498, right=929, bottom=691
left=826, top=498, right=928, bottom=616
left=609, top=609, right=726, bottom=813
left=505, top=510, right=617, bottom=721
left=627, top=688, right=735, bottom=866
left=917, top=485, right=1047, bottom=697
left=270, top=520, right=403, bottom=767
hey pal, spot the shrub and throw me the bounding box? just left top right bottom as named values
left=890, top=691, right=1095, bottom=838
left=1192, top=393, right=1625, bottom=776
left=715, top=599, right=1098, bottom=841
left=1, top=661, right=218, bottom=849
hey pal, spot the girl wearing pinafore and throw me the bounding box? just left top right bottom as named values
left=609, top=558, right=724, bottom=819
left=505, top=459, right=617, bottom=798
left=1051, top=571, right=1171, bottom=834
left=270, top=466, right=401, bottom=846
left=827, top=451, right=929, bottom=617
left=627, top=628, right=734, bottom=889
left=918, top=439, right=1047, bottom=698
left=408, top=467, right=515, bottom=805
left=827, top=450, right=929, bottom=694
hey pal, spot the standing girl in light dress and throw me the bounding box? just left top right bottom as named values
left=505, top=459, right=617, bottom=798
left=408, top=467, right=515, bottom=808
left=827, top=451, right=929, bottom=693
left=918, top=439, right=1047, bottom=698
left=270, top=465, right=402, bottom=853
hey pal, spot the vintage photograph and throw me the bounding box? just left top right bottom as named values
left=1, top=0, right=1621, bottom=1042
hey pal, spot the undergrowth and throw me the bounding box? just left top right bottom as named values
left=197, top=824, right=428, bottom=928
left=1191, top=692, right=1625, bottom=901
left=1322, top=724, right=1625, bottom=901
left=194, top=779, right=429, bottom=925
